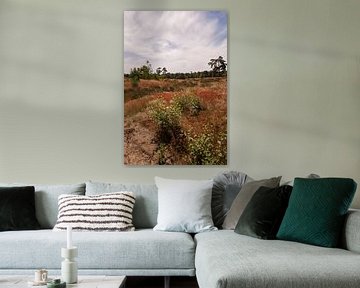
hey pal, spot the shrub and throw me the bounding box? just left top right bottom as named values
left=172, top=93, right=202, bottom=116
left=187, top=132, right=213, bottom=165
left=129, top=69, right=140, bottom=88
left=187, top=126, right=227, bottom=165
left=147, top=99, right=181, bottom=144
left=156, top=143, right=167, bottom=165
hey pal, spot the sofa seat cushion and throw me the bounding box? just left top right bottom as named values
left=0, top=229, right=195, bottom=271
left=195, top=230, right=360, bottom=288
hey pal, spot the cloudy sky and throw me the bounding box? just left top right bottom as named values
left=124, top=11, right=227, bottom=74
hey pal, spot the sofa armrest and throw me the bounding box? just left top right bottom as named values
left=342, top=209, right=360, bottom=253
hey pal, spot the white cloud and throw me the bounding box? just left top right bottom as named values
left=124, top=11, right=227, bottom=73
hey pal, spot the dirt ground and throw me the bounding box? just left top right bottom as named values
left=124, top=111, right=158, bottom=165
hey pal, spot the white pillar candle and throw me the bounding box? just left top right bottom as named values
left=67, top=225, right=72, bottom=249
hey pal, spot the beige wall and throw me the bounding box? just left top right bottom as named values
left=0, top=0, right=359, bottom=207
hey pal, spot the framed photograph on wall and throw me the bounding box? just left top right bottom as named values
left=124, top=11, right=227, bottom=165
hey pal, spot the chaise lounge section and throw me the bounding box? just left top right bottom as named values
left=195, top=214, right=360, bottom=288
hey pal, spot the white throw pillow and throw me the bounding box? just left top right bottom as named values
left=53, top=192, right=135, bottom=232
left=153, top=177, right=217, bottom=233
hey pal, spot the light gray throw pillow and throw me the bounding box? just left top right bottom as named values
left=153, top=177, right=217, bottom=233
left=222, top=176, right=281, bottom=230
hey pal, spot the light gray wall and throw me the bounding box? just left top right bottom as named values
left=0, top=0, right=359, bottom=207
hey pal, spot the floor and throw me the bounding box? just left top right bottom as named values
left=126, top=276, right=199, bottom=288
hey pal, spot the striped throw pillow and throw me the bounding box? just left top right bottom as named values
left=53, top=192, right=136, bottom=231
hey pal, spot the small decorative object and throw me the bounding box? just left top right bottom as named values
left=61, top=225, right=78, bottom=284
left=67, top=224, right=72, bottom=249
left=27, top=268, right=50, bottom=286
left=35, top=269, right=48, bottom=283
left=47, top=279, right=66, bottom=288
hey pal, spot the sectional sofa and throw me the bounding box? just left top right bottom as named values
left=0, top=178, right=360, bottom=288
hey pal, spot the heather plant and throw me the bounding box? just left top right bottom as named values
left=187, top=125, right=227, bottom=165
left=157, top=143, right=167, bottom=165
left=172, top=93, right=202, bottom=116
left=187, top=132, right=213, bottom=165
left=147, top=99, right=181, bottom=143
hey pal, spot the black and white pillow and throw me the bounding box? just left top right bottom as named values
left=53, top=192, right=136, bottom=231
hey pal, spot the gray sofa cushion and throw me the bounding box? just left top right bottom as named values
left=342, top=209, right=360, bottom=253
left=195, top=230, right=360, bottom=288
left=86, top=181, right=158, bottom=229
left=0, top=183, right=85, bottom=229
left=0, top=229, right=195, bottom=272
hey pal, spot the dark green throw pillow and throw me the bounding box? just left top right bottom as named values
left=234, top=185, right=292, bottom=239
left=277, top=178, right=357, bottom=247
left=0, top=186, right=41, bottom=231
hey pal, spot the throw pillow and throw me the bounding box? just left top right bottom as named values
left=153, top=177, right=217, bottom=233
left=53, top=192, right=136, bottom=231
left=0, top=186, right=41, bottom=231
left=234, top=185, right=293, bottom=239
left=212, top=171, right=249, bottom=228
left=277, top=178, right=357, bottom=248
left=222, top=176, right=281, bottom=230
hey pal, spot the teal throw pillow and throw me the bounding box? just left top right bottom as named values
left=277, top=177, right=357, bottom=247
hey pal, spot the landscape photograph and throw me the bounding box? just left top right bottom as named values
left=124, top=11, right=227, bottom=165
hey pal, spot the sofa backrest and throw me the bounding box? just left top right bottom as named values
left=86, top=181, right=158, bottom=229
left=0, top=183, right=86, bottom=229
left=341, top=209, right=360, bottom=253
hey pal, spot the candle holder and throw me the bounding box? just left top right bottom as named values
left=61, top=247, right=78, bottom=284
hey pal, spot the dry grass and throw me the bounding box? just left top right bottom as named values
left=124, top=77, right=227, bottom=165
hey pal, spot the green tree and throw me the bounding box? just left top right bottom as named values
left=129, top=67, right=140, bottom=87
left=128, top=60, right=155, bottom=84
left=139, top=60, right=153, bottom=79
left=156, top=67, right=162, bottom=76
left=208, top=56, right=227, bottom=76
